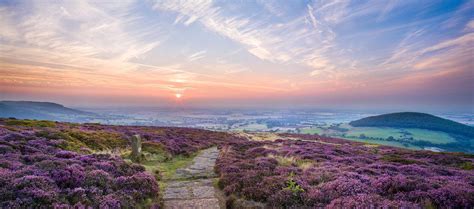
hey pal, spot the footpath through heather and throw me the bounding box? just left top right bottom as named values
left=163, top=147, right=223, bottom=209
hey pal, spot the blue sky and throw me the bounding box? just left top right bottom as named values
left=0, top=0, right=472, bottom=110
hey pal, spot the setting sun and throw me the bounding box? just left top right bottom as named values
left=175, top=93, right=182, bottom=99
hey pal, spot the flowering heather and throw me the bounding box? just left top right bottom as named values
left=0, top=123, right=159, bottom=207
left=216, top=134, right=474, bottom=208
left=0, top=118, right=240, bottom=207
left=30, top=120, right=242, bottom=156
left=2, top=118, right=473, bottom=208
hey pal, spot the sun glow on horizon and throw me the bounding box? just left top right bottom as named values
left=0, top=1, right=472, bottom=109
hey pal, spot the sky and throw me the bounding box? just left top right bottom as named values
left=0, top=0, right=473, bottom=111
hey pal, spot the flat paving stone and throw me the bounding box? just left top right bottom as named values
left=164, top=199, right=220, bottom=209
left=192, top=186, right=215, bottom=199
left=163, top=187, right=192, bottom=199
left=163, top=147, right=222, bottom=209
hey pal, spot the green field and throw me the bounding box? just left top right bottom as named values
left=344, top=126, right=456, bottom=145
left=300, top=127, right=324, bottom=134
left=235, top=123, right=268, bottom=131
left=341, top=137, right=423, bottom=150
left=345, top=127, right=403, bottom=139
left=299, top=124, right=458, bottom=150
left=405, top=128, right=456, bottom=144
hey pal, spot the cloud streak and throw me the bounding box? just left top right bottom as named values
left=0, top=0, right=472, bottom=108
left=188, top=50, right=206, bottom=61
left=152, top=0, right=341, bottom=76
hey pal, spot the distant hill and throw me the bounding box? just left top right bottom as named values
left=0, top=101, right=96, bottom=121
left=350, top=112, right=474, bottom=138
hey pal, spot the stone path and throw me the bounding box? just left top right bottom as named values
left=163, top=147, right=222, bottom=209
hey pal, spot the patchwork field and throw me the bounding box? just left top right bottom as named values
left=345, top=127, right=456, bottom=144
left=300, top=127, right=324, bottom=135
left=299, top=123, right=467, bottom=152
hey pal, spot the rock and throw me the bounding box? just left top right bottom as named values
left=131, top=134, right=142, bottom=163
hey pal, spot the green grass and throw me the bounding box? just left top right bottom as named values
left=121, top=142, right=203, bottom=206
left=123, top=148, right=196, bottom=207
left=342, top=137, right=422, bottom=150
left=300, top=127, right=324, bottom=134
left=344, top=125, right=456, bottom=145
left=346, top=127, right=403, bottom=139
left=140, top=150, right=197, bottom=192
left=381, top=154, right=421, bottom=165
left=459, top=161, right=473, bottom=170
left=141, top=142, right=171, bottom=161
left=338, top=123, right=353, bottom=129
left=5, top=119, right=56, bottom=128
left=236, top=123, right=268, bottom=131
left=153, top=154, right=196, bottom=179
left=268, top=154, right=314, bottom=169
left=404, top=128, right=456, bottom=144
left=36, top=129, right=128, bottom=152
left=297, top=123, right=458, bottom=151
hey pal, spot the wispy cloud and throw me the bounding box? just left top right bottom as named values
left=465, top=20, right=474, bottom=32
left=1, top=0, right=472, bottom=106
left=188, top=50, right=206, bottom=61
left=376, top=0, right=400, bottom=22
left=421, top=33, right=473, bottom=55
left=0, top=1, right=163, bottom=70
left=152, top=0, right=352, bottom=80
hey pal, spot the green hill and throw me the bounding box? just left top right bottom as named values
left=0, top=101, right=96, bottom=121
left=349, top=112, right=474, bottom=138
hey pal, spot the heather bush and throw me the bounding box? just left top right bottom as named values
left=0, top=126, right=159, bottom=207
left=114, top=172, right=159, bottom=200
left=216, top=134, right=474, bottom=208
left=84, top=169, right=112, bottom=189
left=2, top=119, right=473, bottom=208
left=326, top=194, right=421, bottom=209
left=11, top=175, right=59, bottom=207
left=0, top=118, right=244, bottom=207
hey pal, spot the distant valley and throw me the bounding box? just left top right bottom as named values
left=1, top=101, right=472, bottom=153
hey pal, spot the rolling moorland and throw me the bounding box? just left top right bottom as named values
left=0, top=118, right=473, bottom=208
left=1, top=101, right=473, bottom=153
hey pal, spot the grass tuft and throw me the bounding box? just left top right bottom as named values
left=6, top=119, right=56, bottom=128
left=381, top=154, right=419, bottom=164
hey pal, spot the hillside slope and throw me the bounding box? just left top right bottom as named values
left=0, top=101, right=96, bottom=121
left=0, top=118, right=473, bottom=208
left=0, top=118, right=241, bottom=207
left=349, top=112, right=474, bottom=138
